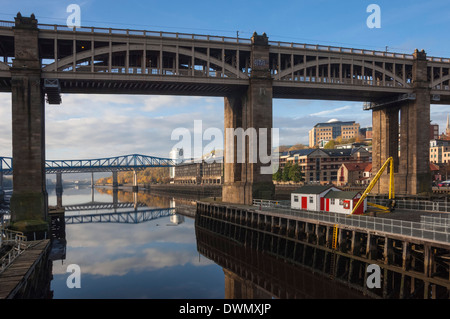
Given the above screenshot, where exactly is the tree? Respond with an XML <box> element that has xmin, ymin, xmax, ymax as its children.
<box><xmin>324</xmin><ymin>140</ymin><xmax>336</xmax><ymax>149</ymax></box>
<box><xmin>282</xmin><ymin>163</ymin><xmax>292</xmax><ymax>182</ymax></box>
<box><xmin>273</xmin><ymin>167</ymin><xmax>282</xmax><ymax>182</ymax></box>
<box><xmin>288</xmin><ymin>164</ymin><xmax>302</xmax><ymax>183</ymax></box>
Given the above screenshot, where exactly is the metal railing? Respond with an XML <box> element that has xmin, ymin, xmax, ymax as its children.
<box><xmin>0</xmin><ymin>227</ymin><xmax>28</xmax><ymax>274</ymax></box>
<box><xmin>1</xmin><ymin>19</ymin><xmax>450</xmax><ymax>63</ymax></box>
<box><xmin>252</xmin><ymin>199</ymin><xmax>450</xmax><ymax>244</ymax></box>
<box><xmin>368</xmin><ymin>197</ymin><xmax>450</xmax><ymax>213</ymax></box>
<box><xmin>421</xmin><ymin>215</ymin><xmax>450</xmax><ymax>226</ymax></box>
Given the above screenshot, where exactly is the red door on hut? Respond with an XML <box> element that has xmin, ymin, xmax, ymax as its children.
<box><xmin>301</xmin><ymin>197</ymin><xmax>308</xmax><ymax>210</ymax></box>
<box><xmin>352</xmin><ymin>198</ymin><xmax>364</xmax><ymax>215</ymax></box>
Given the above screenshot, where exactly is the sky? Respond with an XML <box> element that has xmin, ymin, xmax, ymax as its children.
<box><xmin>0</xmin><ymin>0</ymin><xmax>449</xmax><ymax>160</ymax></box>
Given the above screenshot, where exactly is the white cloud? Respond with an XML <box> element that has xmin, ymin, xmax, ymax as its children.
<box><xmin>309</xmin><ymin>105</ymin><xmax>352</xmax><ymax>117</ymax></box>
<box><xmin>1</xmin><ymin>92</ymin><xmax>448</xmax><ymax>160</ymax></box>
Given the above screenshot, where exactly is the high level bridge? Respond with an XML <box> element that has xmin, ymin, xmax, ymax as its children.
<box><xmin>0</xmin><ymin>13</ymin><xmax>448</xmax><ymax>225</ymax></box>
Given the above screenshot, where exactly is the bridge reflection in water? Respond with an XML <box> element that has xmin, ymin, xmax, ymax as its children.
<box><xmin>48</xmin><ymin>188</ymin><xmax>184</xmax><ymax>263</ymax></box>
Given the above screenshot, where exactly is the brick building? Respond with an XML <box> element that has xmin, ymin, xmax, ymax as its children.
<box><xmin>173</xmin><ymin>159</ymin><xmax>223</xmax><ymax>184</ymax></box>
<box><xmin>336</xmin><ymin>162</ymin><xmax>372</xmax><ymax>186</ymax></box>
<box><xmin>281</xmin><ymin>147</ymin><xmax>371</xmax><ymax>184</ymax></box>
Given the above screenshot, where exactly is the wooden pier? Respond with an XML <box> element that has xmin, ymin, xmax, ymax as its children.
<box><xmin>196</xmin><ymin>201</ymin><xmax>450</xmax><ymax>299</ymax></box>
<box><xmin>0</xmin><ymin>239</ymin><xmax>52</xmax><ymax>299</ymax></box>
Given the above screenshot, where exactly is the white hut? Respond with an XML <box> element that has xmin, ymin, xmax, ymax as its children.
<box><xmin>323</xmin><ymin>190</ymin><xmax>366</xmax><ymax>215</ymax></box>
<box><xmin>291</xmin><ymin>185</ymin><xmax>339</xmax><ymax>211</ymax></box>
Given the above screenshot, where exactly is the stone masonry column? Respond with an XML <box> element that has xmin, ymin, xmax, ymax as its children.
<box><xmin>371</xmin><ymin>106</ymin><xmax>399</xmax><ymax>194</ymax></box>
<box><xmin>222</xmin><ymin>33</ymin><xmax>274</xmax><ymax>205</ymax></box>
<box><xmin>397</xmin><ymin>50</ymin><xmax>431</xmax><ymax>195</ymax></box>
<box><xmin>9</xmin><ymin>13</ymin><xmax>48</xmax><ymax>235</ymax></box>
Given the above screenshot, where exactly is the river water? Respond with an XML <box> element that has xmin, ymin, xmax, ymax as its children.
<box><xmin>47</xmin><ymin>186</ymin><xmax>366</xmax><ymax>299</ymax></box>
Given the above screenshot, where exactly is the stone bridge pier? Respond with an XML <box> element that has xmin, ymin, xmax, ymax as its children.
<box><xmin>9</xmin><ymin>14</ymin><xmax>48</xmax><ymax>235</ymax></box>
<box><xmin>372</xmin><ymin>49</ymin><xmax>431</xmax><ymax>195</ymax></box>
<box><xmin>222</xmin><ymin>33</ymin><xmax>275</xmax><ymax>205</ymax></box>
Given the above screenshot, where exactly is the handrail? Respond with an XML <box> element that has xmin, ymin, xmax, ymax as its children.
<box><xmin>1</xmin><ymin>19</ymin><xmax>450</xmax><ymax>62</ymax></box>
<box><xmin>252</xmin><ymin>199</ymin><xmax>450</xmax><ymax>244</ymax></box>
<box><xmin>0</xmin><ymin>227</ymin><xmax>28</xmax><ymax>274</ymax></box>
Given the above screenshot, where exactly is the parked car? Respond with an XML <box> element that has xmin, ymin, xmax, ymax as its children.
<box><xmin>438</xmin><ymin>180</ymin><xmax>450</xmax><ymax>187</ymax></box>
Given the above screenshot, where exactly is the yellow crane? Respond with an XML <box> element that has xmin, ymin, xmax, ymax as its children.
<box><xmin>351</xmin><ymin>156</ymin><xmax>395</xmax><ymax>215</ymax></box>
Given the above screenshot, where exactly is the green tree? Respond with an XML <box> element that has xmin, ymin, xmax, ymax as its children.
<box><xmin>282</xmin><ymin>163</ymin><xmax>292</xmax><ymax>182</ymax></box>
<box><xmin>273</xmin><ymin>167</ymin><xmax>282</xmax><ymax>182</ymax></box>
<box><xmin>324</xmin><ymin>140</ymin><xmax>336</xmax><ymax>149</ymax></box>
<box><xmin>288</xmin><ymin>164</ymin><xmax>302</xmax><ymax>183</ymax></box>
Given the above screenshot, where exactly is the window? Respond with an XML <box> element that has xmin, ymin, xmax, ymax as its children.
<box><xmin>330</xmin><ymin>199</ymin><xmax>335</xmax><ymax>205</ymax></box>
<box><xmin>294</xmin><ymin>195</ymin><xmax>299</xmax><ymax>202</ymax></box>
<box><xmin>309</xmin><ymin>196</ymin><xmax>314</xmax><ymax>203</ymax></box>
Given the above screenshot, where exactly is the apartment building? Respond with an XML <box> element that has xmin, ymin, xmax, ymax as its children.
<box><xmin>430</xmin><ymin>139</ymin><xmax>450</xmax><ymax>164</ymax></box>
<box><xmin>281</xmin><ymin>147</ymin><xmax>371</xmax><ymax>184</ymax></box>
<box><xmin>308</xmin><ymin>120</ymin><xmax>360</xmax><ymax>147</ymax></box>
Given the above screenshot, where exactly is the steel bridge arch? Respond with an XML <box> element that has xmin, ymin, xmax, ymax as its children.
<box><xmin>432</xmin><ymin>74</ymin><xmax>450</xmax><ymax>90</ymax></box>
<box><xmin>277</xmin><ymin>58</ymin><xmax>410</xmax><ymax>88</ymax></box>
<box><xmin>42</xmin><ymin>43</ymin><xmax>249</xmax><ymax>79</ymax></box>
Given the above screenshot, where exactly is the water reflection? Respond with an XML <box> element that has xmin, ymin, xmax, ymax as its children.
<box><xmin>196</xmin><ymin>225</ymin><xmax>368</xmax><ymax>299</ymax></box>
<box><xmin>49</xmin><ymin>186</ymin><xmax>224</xmax><ymax>299</ymax></box>
<box><xmin>47</xmin><ymin>186</ymin><xmax>370</xmax><ymax>299</ymax></box>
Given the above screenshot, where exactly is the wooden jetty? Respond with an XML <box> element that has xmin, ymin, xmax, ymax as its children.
<box><xmin>0</xmin><ymin>239</ymin><xmax>51</xmax><ymax>299</ymax></box>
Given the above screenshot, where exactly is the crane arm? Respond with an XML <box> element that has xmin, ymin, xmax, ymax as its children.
<box><xmin>351</xmin><ymin>157</ymin><xmax>394</xmax><ymax>215</ymax></box>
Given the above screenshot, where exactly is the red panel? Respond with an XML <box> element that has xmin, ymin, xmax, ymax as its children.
<box><xmin>353</xmin><ymin>198</ymin><xmax>364</xmax><ymax>215</ymax></box>
<box><xmin>326</xmin><ymin>198</ymin><xmax>330</xmax><ymax>212</ymax></box>
<box><xmin>301</xmin><ymin>197</ymin><xmax>307</xmax><ymax>210</ymax></box>
<box><xmin>320</xmin><ymin>197</ymin><xmax>324</xmax><ymax>211</ymax></box>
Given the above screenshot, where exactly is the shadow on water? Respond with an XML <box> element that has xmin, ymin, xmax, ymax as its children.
<box><xmin>195</xmin><ymin>222</ymin><xmax>370</xmax><ymax>299</ymax></box>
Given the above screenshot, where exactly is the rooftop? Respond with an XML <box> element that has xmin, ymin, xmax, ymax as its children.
<box><xmin>324</xmin><ymin>190</ymin><xmax>361</xmax><ymax>199</ymax></box>
<box><xmin>342</xmin><ymin>162</ymin><xmax>371</xmax><ymax>171</ymax></box>
<box><xmin>314</xmin><ymin>121</ymin><xmax>356</xmax><ymax>128</ymax></box>
<box><xmin>293</xmin><ymin>185</ymin><xmax>334</xmax><ymax>194</ymax></box>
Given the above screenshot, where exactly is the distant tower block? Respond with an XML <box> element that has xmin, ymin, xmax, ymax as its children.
<box><xmin>170</xmin><ymin>148</ymin><xmax>184</xmax><ymax>180</ymax></box>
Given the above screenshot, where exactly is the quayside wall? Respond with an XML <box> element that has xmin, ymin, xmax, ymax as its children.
<box><xmin>196</xmin><ymin>202</ymin><xmax>450</xmax><ymax>299</ymax></box>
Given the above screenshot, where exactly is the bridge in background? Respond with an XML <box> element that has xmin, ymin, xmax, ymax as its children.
<box><xmin>64</xmin><ymin>207</ymin><xmax>176</xmax><ymax>224</ymax></box>
<box><xmin>0</xmin><ymin>154</ymin><xmax>174</xmax><ymax>175</ymax></box>
<box><xmin>1</xmin><ymin>13</ymin><xmax>448</xmax><ymax>227</ymax></box>
<box><xmin>0</xmin><ymin>154</ymin><xmax>175</xmax><ymax>196</ymax></box>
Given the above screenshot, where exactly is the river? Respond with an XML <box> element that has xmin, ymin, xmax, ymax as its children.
<box><xmin>47</xmin><ymin>185</ymin><xmax>367</xmax><ymax>299</ymax></box>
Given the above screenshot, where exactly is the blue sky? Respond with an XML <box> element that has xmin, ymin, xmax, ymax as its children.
<box><xmin>0</xmin><ymin>0</ymin><xmax>449</xmax><ymax>159</ymax></box>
